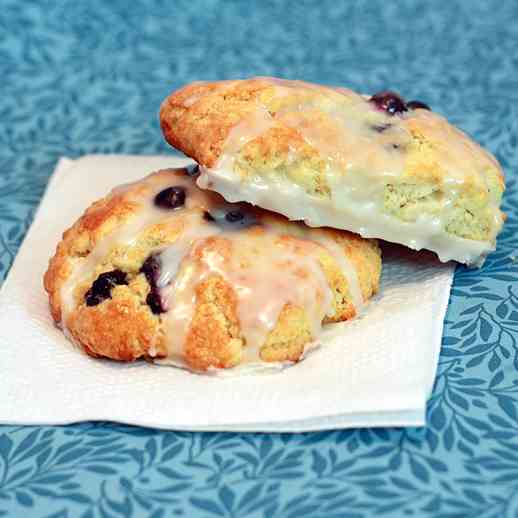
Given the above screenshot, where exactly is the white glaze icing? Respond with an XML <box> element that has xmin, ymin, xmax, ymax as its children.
<box><xmin>195</xmin><ymin>77</ymin><xmax>504</xmax><ymax>265</ymax></box>
<box><xmin>160</xmin><ymin>230</ymin><xmax>334</xmax><ymax>364</ymax></box>
<box><xmin>198</xmin><ymin>165</ymin><xmax>493</xmax><ymax>265</ymax></box>
<box><xmin>59</xmin><ymin>168</ymin><xmax>363</xmax><ymax>367</ymax></box>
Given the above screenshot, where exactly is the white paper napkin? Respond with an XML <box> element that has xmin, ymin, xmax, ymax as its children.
<box><xmin>0</xmin><ymin>155</ymin><xmax>454</xmax><ymax>432</ymax></box>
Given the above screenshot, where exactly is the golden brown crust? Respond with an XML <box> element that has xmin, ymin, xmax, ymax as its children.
<box><xmin>67</xmin><ymin>286</ymin><xmax>166</xmax><ymax>362</ymax></box>
<box><xmin>43</xmin><ymin>193</ymin><xmax>139</xmax><ymax>323</ymax></box>
<box><xmin>160</xmin><ymin>78</ymin><xmax>504</xmax><ymax>189</ymax></box>
<box><xmin>260</xmin><ymin>304</ymin><xmax>312</xmax><ymax>362</ymax></box>
<box><xmin>185</xmin><ymin>275</ymin><xmax>243</xmax><ymax>370</ymax></box>
<box><xmin>160</xmin><ymin>79</ymin><xmax>280</xmax><ymax>168</ymax></box>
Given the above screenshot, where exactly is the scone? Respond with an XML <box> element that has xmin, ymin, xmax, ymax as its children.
<box><xmin>160</xmin><ymin>77</ymin><xmax>505</xmax><ymax>265</ymax></box>
<box><xmin>44</xmin><ymin>166</ymin><xmax>381</xmax><ymax>372</ymax></box>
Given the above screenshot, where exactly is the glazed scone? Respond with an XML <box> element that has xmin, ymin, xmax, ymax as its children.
<box><xmin>44</xmin><ymin>166</ymin><xmax>381</xmax><ymax>372</ymax></box>
<box><xmin>160</xmin><ymin>77</ymin><xmax>505</xmax><ymax>265</ymax></box>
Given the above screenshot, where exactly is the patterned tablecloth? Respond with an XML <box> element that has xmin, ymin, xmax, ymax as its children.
<box><xmin>1</xmin><ymin>1</ymin><xmax>517</xmax><ymax>516</ymax></box>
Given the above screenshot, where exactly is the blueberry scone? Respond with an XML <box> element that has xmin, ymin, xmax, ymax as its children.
<box><xmin>160</xmin><ymin>77</ymin><xmax>505</xmax><ymax>265</ymax></box>
<box><xmin>44</xmin><ymin>167</ymin><xmax>381</xmax><ymax>372</ymax></box>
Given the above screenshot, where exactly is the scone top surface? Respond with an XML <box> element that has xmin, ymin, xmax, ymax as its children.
<box><xmin>160</xmin><ymin>77</ymin><xmax>505</xmax><ymax>265</ymax></box>
<box><xmin>44</xmin><ymin>167</ymin><xmax>381</xmax><ymax>372</ymax></box>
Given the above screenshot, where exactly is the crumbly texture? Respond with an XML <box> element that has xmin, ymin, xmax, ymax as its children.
<box><xmin>44</xmin><ymin>168</ymin><xmax>381</xmax><ymax>372</ymax></box>
<box><xmin>160</xmin><ymin>78</ymin><xmax>505</xmax><ymax>244</ymax></box>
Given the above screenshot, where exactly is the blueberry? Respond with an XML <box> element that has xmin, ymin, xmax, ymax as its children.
<box><xmin>185</xmin><ymin>164</ymin><xmax>200</xmax><ymax>177</ymax></box>
<box><xmin>100</xmin><ymin>269</ymin><xmax>126</xmax><ymax>285</ymax></box>
<box><xmin>146</xmin><ymin>289</ymin><xmax>166</xmax><ymax>314</ymax></box>
<box><xmin>407</xmin><ymin>100</ymin><xmax>431</xmax><ymax>111</ymax></box>
<box><xmin>225</xmin><ymin>210</ymin><xmax>244</xmax><ymax>223</ymax></box>
<box><xmin>370</xmin><ymin>91</ymin><xmax>407</xmax><ymax>115</ymax></box>
<box><xmin>85</xmin><ymin>269</ymin><xmax>127</xmax><ymax>306</ymax></box>
<box><xmin>85</xmin><ymin>293</ymin><xmax>104</xmax><ymax>307</ymax></box>
<box><xmin>140</xmin><ymin>255</ymin><xmax>168</xmax><ymax>313</ymax></box>
<box><xmin>140</xmin><ymin>254</ymin><xmax>161</xmax><ymax>287</ymax></box>
<box><xmin>206</xmin><ymin>205</ymin><xmax>257</xmax><ymax>229</ymax></box>
<box><xmin>154</xmin><ymin>186</ymin><xmax>186</xmax><ymax>209</ymax></box>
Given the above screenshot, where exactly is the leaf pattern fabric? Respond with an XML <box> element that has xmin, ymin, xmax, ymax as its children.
<box><xmin>1</xmin><ymin>1</ymin><xmax>517</xmax><ymax>516</ymax></box>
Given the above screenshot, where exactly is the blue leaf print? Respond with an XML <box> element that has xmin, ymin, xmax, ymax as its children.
<box><xmin>348</xmin><ymin>467</ymin><xmax>386</xmax><ymax>477</ymax></box>
<box><xmin>496</xmin><ymin>302</ymin><xmax>509</xmax><ymax>319</ymax></box>
<box><xmin>426</xmin><ymin>429</ymin><xmax>439</xmax><ymax>453</ymax></box>
<box><xmin>409</xmin><ymin>458</ymin><xmax>430</xmax><ymax>483</ymax></box>
<box><xmin>310</xmin><ymin>450</ymin><xmax>327</xmax><ymax>477</ymax></box>
<box><xmin>366</xmin><ymin>446</ymin><xmax>393</xmax><ymax>458</ymax></box>
<box><xmin>496</xmin><ymin>396</ymin><xmax>517</xmax><ymax>421</ymax></box>
<box><xmin>449</xmin><ymin>391</ymin><xmax>469</xmax><ymax>411</ymax></box>
<box><xmin>421</xmin><ymin>496</ymin><xmax>441</xmax><ymax>513</ymax></box>
<box><xmin>15</xmin><ymin>491</ymin><xmax>33</xmax><ymax>507</ymax></box>
<box><xmin>237</xmin><ymin>483</ymin><xmax>262</xmax><ymax>512</ymax></box>
<box><xmin>190</xmin><ymin>497</ymin><xmax>224</xmax><ymax>516</ymax></box>
<box><xmin>460</xmin><ymin>304</ymin><xmax>485</xmax><ymax>315</ymax></box>
<box><xmin>488</xmin><ymin>352</ymin><xmax>501</xmax><ymax>372</ymax></box>
<box><xmin>0</xmin><ymin>435</ymin><xmax>13</xmax><ymax>464</ymax></box>
<box><xmin>218</xmin><ymin>485</ymin><xmax>235</xmax><ymax>513</ymax></box>
<box><xmin>461</xmin><ymin>323</ymin><xmax>477</xmax><ymax>336</ymax></box>
<box><xmin>11</xmin><ymin>430</ymin><xmax>39</xmax><ymax>460</ymax></box>
<box><xmin>259</xmin><ymin>436</ymin><xmax>273</xmax><ymax>459</ymax></box>
<box><xmin>145</xmin><ymin>438</ymin><xmax>157</xmax><ymax>464</ymax></box>
<box><xmin>431</xmin><ymin>406</ymin><xmax>447</xmax><ymax>430</ymax></box>
<box><xmin>61</xmin><ymin>494</ymin><xmax>92</xmax><ymax>505</ymax></box>
<box><xmin>85</xmin><ymin>466</ymin><xmax>117</xmax><ymax>475</ymax></box>
<box><xmin>462</xmin><ymin>334</ymin><xmax>478</xmax><ymax>348</ymax></box>
<box><xmin>8</xmin><ymin>467</ymin><xmax>32</xmax><ymax>484</ymax></box>
<box><xmin>456</xmin><ymin>421</ymin><xmax>478</xmax><ymax>445</ymax></box>
<box><xmin>425</xmin><ymin>457</ymin><xmax>448</xmax><ymax>473</ymax></box>
<box><xmin>444</xmin><ymin>424</ymin><xmax>455</xmax><ymax>451</ymax></box>
<box><xmin>489</xmin><ymin>371</ymin><xmax>505</xmax><ymax>388</ymax></box>
<box><xmin>347</xmin><ymin>436</ymin><xmax>359</xmax><ymax>453</ymax></box>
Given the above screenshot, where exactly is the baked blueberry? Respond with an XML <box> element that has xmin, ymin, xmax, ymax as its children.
<box><xmin>84</xmin><ymin>292</ymin><xmax>104</xmax><ymax>307</ymax></box>
<box><xmin>140</xmin><ymin>254</ymin><xmax>161</xmax><ymax>287</ymax></box>
<box><xmin>140</xmin><ymin>254</ymin><xmax>161</xmax><ymax>286</ymax></box>
<box><xmin>140</xmin><ymin>255</ymin><xmax>167</xmax><ymax>313</ymax></box>
<box><xmin>146</xmin><ymin>289</ymin><xmax>166</xmax><ymax>314</ymax></box>
<box><xmin>85</xmin><ymin>269</ymin><xmax>127</xmax><ymax>306</ymax></box>
<box><xmin>205</xmin><ymin>205</ymin><xmax>256</xmax><ymax>229</ymax></box>
<box><xmin>185</xmin><ymin>164</ymin><xmax>200</xmax><ymax>177</ymax></box>
<box><xmin>225</xmin><ymin>210</ymin><xmax>244</xmax><ymax>223</ymax></box>
<box><xmin>370</xmin><ymin>91</ymin><xmax>407</xmax><ymax>115</ymax></box>
<box><xmin>407</xmin><ymin>100</ymin><xmax>431</xmax><ymax>111</ymax></box>
<box><xmin>154</xmin><ymin>186</ymin><xmax>186</xmax><ymax>209</ymax></box>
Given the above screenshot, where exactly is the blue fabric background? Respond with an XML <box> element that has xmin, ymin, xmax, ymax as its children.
<box><xmin>1</xmin><ymin>1</ymin><xmax>518</xmax><ymax>516</ymax></box>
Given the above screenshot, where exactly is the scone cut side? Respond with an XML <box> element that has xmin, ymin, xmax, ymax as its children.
<box><xmin>44</xmin><ymin>167</ymin><xmax>381</xmax><ymax>372</ymax></box>
<box><xmin>160</xmin><ymin>77</ymin><xmax>505</xmax><ymax>265</ymax></box>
